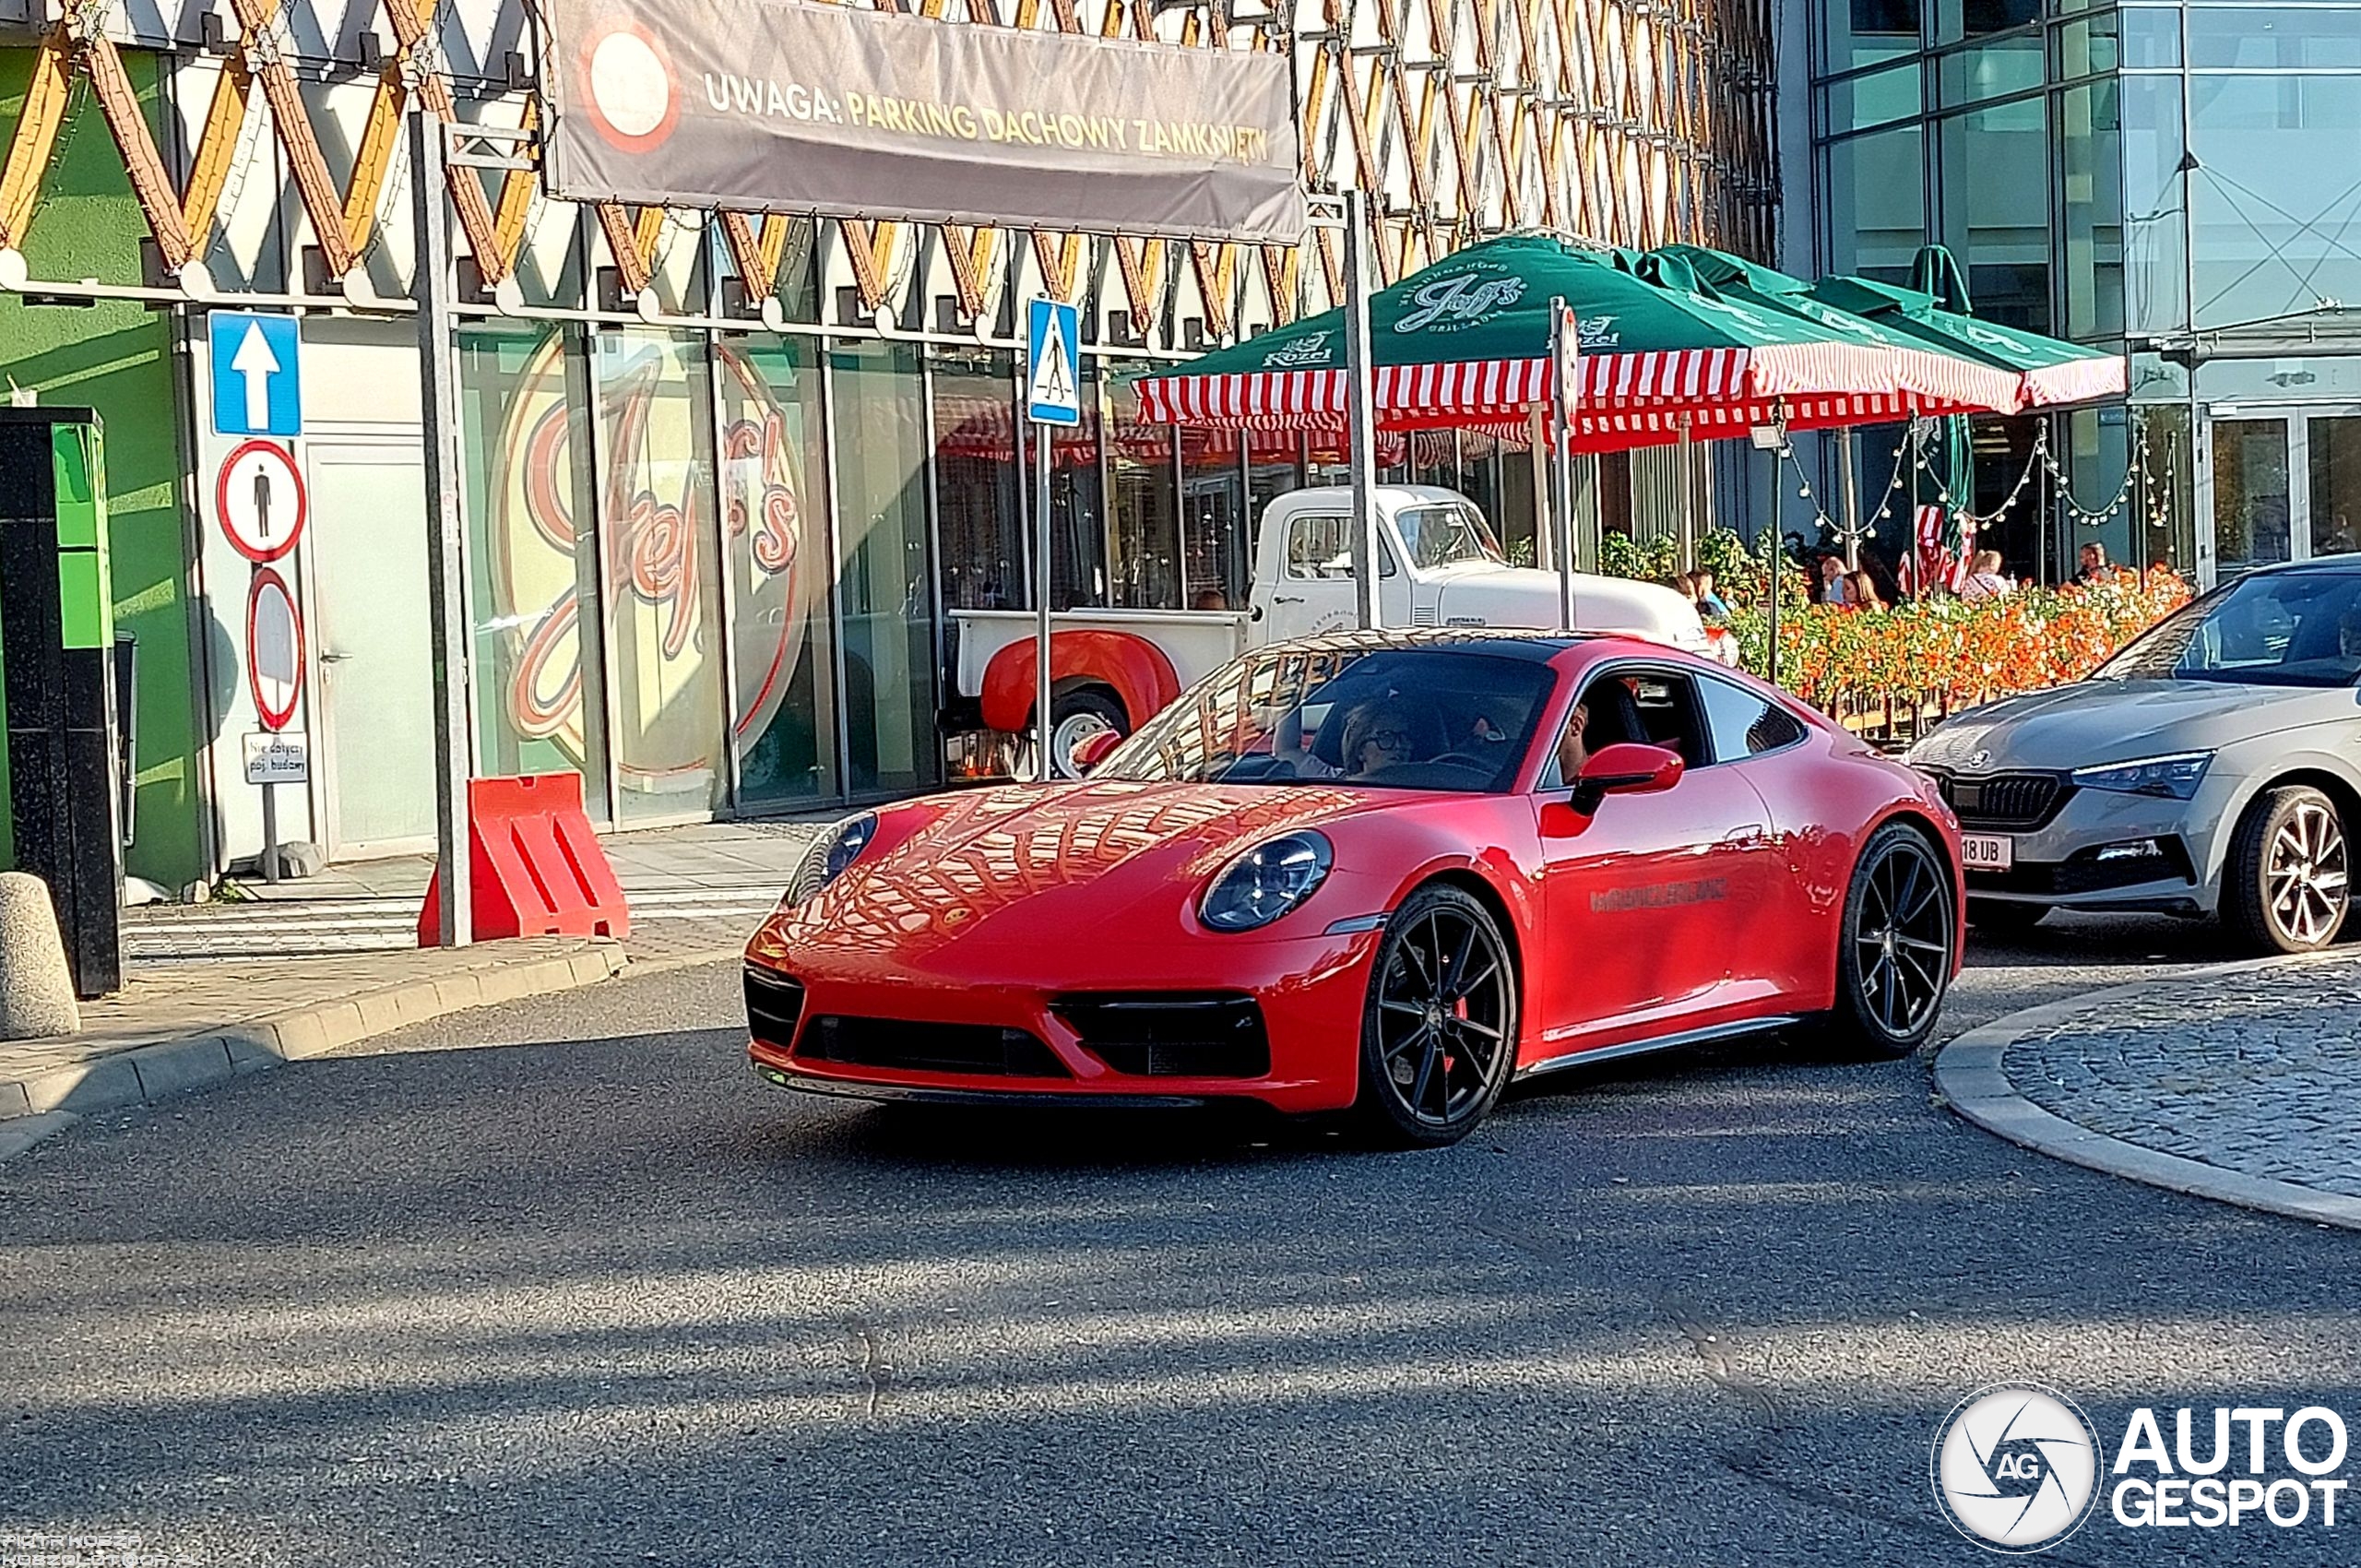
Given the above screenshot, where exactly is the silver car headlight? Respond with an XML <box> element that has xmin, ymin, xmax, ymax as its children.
<box><xmin>781</xmin><ymin>813</ymin><xmax>877</xmax><ymax>908</ymax></box>
<box><xmin>1200</xmin><ymin>831</ymin><xmax>1333</xmax><ymax>932</ymax></box>
<box><xmin>2070</xmin><ymin>752</ymin><xmax>2213</xmax><ymax>801</ymax></box>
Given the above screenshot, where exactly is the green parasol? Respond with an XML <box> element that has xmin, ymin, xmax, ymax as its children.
<box><xmin>1132</xmin><ymin>232</ymin><xmax>2017</xmax><ymax>452</ymax></box>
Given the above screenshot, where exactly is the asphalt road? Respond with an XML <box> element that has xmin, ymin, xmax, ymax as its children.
<box><xmin>2</xmin><ymin>914</ymin><xmax>2354</xmax><ymax>1567</ymax></box>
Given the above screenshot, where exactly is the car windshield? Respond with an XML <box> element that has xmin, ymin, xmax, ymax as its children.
<box><xmin>1395</xmin><ymin>504</ymin><xmax>1504</xmax><ymax>569</ymax></box>
<box><xmin>2094</xmin><ymin>570</ymin><xmax>2361</xmax><ymax>688</ymax></box>
<box><xmin>1096</xmin><ymin>645</ymin><xmax>1558</xmax><ymax>792</ymax></box>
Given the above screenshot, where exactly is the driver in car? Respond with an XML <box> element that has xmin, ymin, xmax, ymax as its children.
<box><xmin>1554</xmin><ymin>698</ymin><xmax>1592</xmax><ymax>784</ymax></box>
<box><xmin>1340</xmin><ymin>699</ymin><xmax>1426</xmax><ymax>780</ymax></box>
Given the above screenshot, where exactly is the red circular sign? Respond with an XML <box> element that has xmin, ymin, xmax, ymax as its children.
<box><xmin>216</xmin><ymin>439</ymin><xmax>306</xmax><ymax>564</ymax></box>
<box><xmin>580</xmin><ymin>20</ymin><xmax>680</xmax><ymax>154</ymax></box>
<box><xmin>246</xmin><ymin>566</ymin><xmax>305</xmax><ymax>732</ymax></box>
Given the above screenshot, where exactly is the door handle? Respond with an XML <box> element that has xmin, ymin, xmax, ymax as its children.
<box><xmin>320</xmin><ymin>650</ymin><xmax>352</xmax><ymax>664</ymax></box>
<box><xmin>1273</xmin><ymin>594</ymin><xmax>1305</xmax><ymax>605</ymax></box>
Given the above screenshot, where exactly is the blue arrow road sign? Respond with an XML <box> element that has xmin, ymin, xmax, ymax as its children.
<box><xmin>1026</xmin><ymin>297</ymin><xmax>1081</xmax><ymax>427</ymax></box>
<box><xmin>209</xmin><ymin>312</ymin><xmax>303</xmax><ymax>437</ymax></box>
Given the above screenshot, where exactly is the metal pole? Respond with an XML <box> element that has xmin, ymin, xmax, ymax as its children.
<box><xmin>409</xmin><ymin>111</ymin><xmax>471</xmax><ymax>947</ymax></box>
<box><xmin>1527</xmin><ymin>403</ymin><xmax>1551</xmax><ymax>570</ymax></box>
<box><xmin>1341</xmin><ymin>188</ymin><xmax>1381</xmax><ymax>629</ymax></box>
<box><xmin>1549</xmin><ymin>297</ymin><xmax>1576</xmax><ymax>632</ymax></box>
<box><xmin>259</xmin><ymin>781</ymin><xmax>279</xmax><ymax>885</ymax></box>
<box><xmin>1677</xmin><ymin>415</ymin><xmax>1696</xmax><ymax>571</ymax></box>
<box><xmin>1838</xmin><ymin>427</ymin><xmax>1861</xmax><ymax>571</ymax></box>
<box><xmin>1033</xmin><ymin>416</ymin><xmax>1053</xmax><ymax>782</ymax></box>
<box><xmin>1766</xmin><ymin>440</ymin><xmax>1782</xmax><ymax>690</ymax></box>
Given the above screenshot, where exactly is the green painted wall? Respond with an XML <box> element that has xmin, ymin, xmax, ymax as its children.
<box><xmin>0</xmin><ymin>46</ymin><xmax>204</xmax><ymax>890</ymax></box>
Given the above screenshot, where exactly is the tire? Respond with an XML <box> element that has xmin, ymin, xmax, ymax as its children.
<box><xmin>2223</xmin><ymin>784</ymin><xmax>2351</xmax><ymax>955</ymax></box>
<box><xmin>1047</xmin><ymin>690</ymin><xmax>1129</xmax><ymax>779</ymax></box>
<box><xmin>1349</xmin><ymin>885</ymin><xmax>1519</xmax><ymax>1149</ymax></box>
<box><xmin>1966</xmin><ymin>898</ymin><xmax>2048</xmax><ymax>941</ymax></box>
<box><xmin>1824</xmin><ymin>823</ymin><xmax>1957</xmax><ymax>1060</ymax></box>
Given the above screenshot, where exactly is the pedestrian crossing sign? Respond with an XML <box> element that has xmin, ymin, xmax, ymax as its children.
<box><xmin>1026</xmin><ymin>296</ymin><xmax>1082</xmax><ymax>426</ymax></box>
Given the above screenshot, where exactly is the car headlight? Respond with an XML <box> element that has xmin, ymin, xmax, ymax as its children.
<box><xmin>781</xmin><ymin>813</ymin><xmax>877</xmax><ymax>908</ymax></box>
<box><xmin>1200</xmin><ymin>831</ymin><xmax>1333</xmax><ymax>932</ymax></box>
<box><xmin>2069</xmin><ymin>752</ymin><xmax>2213</xmax><ymax>800</ymax></box>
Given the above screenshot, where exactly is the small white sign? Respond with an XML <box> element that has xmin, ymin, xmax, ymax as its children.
<box><xmin>243</xmin><ymin>731</ymin><xmax>310</xmax><ymax>786</ymax></box>
<box><xmin>1960</xmin><ymin>834</ymin><xmax>2014</xmax><ymax>872</ymax></box>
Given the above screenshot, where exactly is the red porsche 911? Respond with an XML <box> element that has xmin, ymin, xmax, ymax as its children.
<box><xmin>744</xmin><ymin>631</ymin><xmax>1964</xmax><ymax>1148</ymax></box>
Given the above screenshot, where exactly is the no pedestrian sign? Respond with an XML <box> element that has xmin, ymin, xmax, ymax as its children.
<box><xmin>216</xmin><ymin>440</ymin><xmax>307</xmax><ymax>564</ymax></box>
<box><xmin>1027</xmin><ymin>297</ymin><xmax>1081</xmax><ymax>427</ymax></box>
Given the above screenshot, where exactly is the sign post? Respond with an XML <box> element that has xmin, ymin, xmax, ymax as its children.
<box><xmin>1026</xmin><ymin>296</ymin><xmax>1082</xmax><ymax>782</ymax></box>
<box><xmin>1342</xmin><ymin>190</ymin><xmax>1381</xmax><ymax>631</ymax></box>
<box><xmin>411</xmin><ymin>113</ymin><xmax>472</xmax><ymax>947</ymax></box>
<box><xmin>1548</xmin><ymin>296</ymin><xmax>1580</xmax><ymax>633</ymax></box>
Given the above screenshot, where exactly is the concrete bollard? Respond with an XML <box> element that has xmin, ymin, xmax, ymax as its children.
<box><xmin>0</xmin><ymin>871</ymin><xmax>80</xmax><ymax>1040</ymax></box>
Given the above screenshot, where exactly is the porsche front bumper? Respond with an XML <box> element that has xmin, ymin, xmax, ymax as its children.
<box><xmin>742</xmin><ymin>924</ymin><xmax>1388</xmax><ymax>1116</ymax></box>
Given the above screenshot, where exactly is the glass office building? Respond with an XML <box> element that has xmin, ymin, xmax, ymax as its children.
<box><xmin>1812</xmin><ymin>0</ymin><xmax>2361</xmax><ymax>588</ymax></box>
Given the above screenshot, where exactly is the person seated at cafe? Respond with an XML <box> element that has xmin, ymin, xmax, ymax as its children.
<box><xmin>1192</xmin><ymin>587</ymin><xmax>1229</xmax><ymax>611</ymax></box>
<box><xmin>1958</xmin><ymin>549</ymin><xmax>2014</xmax><ymax>601</ymax></box>
<box><xmin>1840</xmin><ymin>570</ymin><xmax>1886</xmax><ymax>612</ymax></box>
<box><xmin>1691</xmin><ymin>568</ymin><xmax>1730</xmax><ymax>619</ymax></box>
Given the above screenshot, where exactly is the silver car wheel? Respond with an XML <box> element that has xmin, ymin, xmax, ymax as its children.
<box><xmin>2267</xmin><ymin>800</ymin><xmax>2349</xmax><ymax>947</ymax></box>
<box><xmin>1050</xmin><ymin>710</ymin><xmax>1118</xmax><ymax>778</ymax></box>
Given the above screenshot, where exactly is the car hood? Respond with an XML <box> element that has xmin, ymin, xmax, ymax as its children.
<box><xmin>1910</xmin><ymin>678</ymin><xmax>2358</xmax><ymax>772</ymax></box>
<box><xmin>770</xmin><ymin>779</ymin><xmax>1402</xmax><ymax>967</ymax></box>
<box><xmin>1437</xmin><ymin>567</ymin><xmax>1710</xmax><ymax>649</ymax></box>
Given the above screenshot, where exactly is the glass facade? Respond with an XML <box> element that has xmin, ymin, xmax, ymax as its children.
<box><xmin>445</xmin><ymin>312</ymin><xmax>1326</xmax><ymax>818</ymax></box>
<box><xmin>1817</xmin><ymin>0</ymin><xmax>2361</xmax><ymax>587</ymax></box>
<box><xmin>594</xmin><ymin>327</ymin><xmax>729</xmax><ymax>824</ymax></box>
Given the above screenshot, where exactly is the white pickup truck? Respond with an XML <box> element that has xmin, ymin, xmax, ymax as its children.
<box><xmin>946</xmin><ymin>485</ymin><xmax>1726</xmax><ymax>775</ymax></box>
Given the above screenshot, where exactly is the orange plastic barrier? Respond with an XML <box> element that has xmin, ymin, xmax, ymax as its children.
<box><xmin>416</xmin><ymin>774</ymin><xmax>631</xmax><ymax>945</ymax></box>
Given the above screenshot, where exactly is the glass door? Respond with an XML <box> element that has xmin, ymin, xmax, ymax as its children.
<box><xmin>2306</xmin><ymin>412</ymin><xmax>2361</xmax><ymax>561</ymax></box>
<box><xmin>2210</xmin><ymin>416</ymin><xmax>2293</xmax><ymax>581</ymax></box>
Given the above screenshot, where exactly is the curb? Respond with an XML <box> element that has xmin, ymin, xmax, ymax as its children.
<box><xmin>0</xmin><ymin>940</ymin><xmax>631</xmax><ymax>1160</ymax></box>
<box><xmin>1932</xmin><ymin>949</ymin><xmax>2361</xmax><ymax>1233</ymax></box>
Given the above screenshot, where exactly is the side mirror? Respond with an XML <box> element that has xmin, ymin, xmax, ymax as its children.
<box><xmin>1581</xmin><ymin>742</ymin><xmax>1685</xmax><ymax>796</ymax></box>
<box><xmin>1541</xmin><ymin>742</ymin><xmax>1685</xmax><ymax>835</ymax></box>
<box><xmin>1071</xmin><ymin>730</ymin><xmax>1123</xmax><ymax>774</ymax></box>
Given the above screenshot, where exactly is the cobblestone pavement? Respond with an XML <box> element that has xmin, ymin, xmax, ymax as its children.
<box><xmin>1995</xmin><ymin>947</ymin><xmax>2361</xmax><ymax>1201</ymax></box>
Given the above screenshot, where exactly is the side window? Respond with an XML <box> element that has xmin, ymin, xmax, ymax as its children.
<box><xmin>1281</xmin><ymin>515</ymin><xmax>1399</xmax><ymax>580</ymax></box>
<box><xmin>1544</xmin><ymin>667</ymin><xmax>1707</xmax><ymax>788</ymax></box>
<box><xmin>1699</xmin><ymin>676</ymin><xmax>1808</xmax><ymax>763</ymax></box>
<box><xmin>1285</xmin><ymin>515</ymin><xmax>1352</xmax><ymax>580</ymax></box>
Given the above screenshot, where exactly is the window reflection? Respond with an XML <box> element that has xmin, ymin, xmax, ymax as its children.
<box><xmin>931</xmin><ymin>348</ymin><xmax>1026</xmax><ymax>611</ymax></box>
<box><xmin>830</xmin><ymin>339</ymin><xmax>937</xmax><ymax>795</ymax></box>
<box><xmin>457</xmin><ymin>321</ymin><xmax>611</xmax><ymax>821</ymax></box>
<box><xmin>1106</xmin><ymin>360</ymin><xmax>1182</xmax><ymax>609</ymax></box>
<box><xmin>595</xmin><ymin>328</ymin><xmax>728</xmax><ymax>822</ymax></box>
<box><xmin>720</xmin><ymin>335</ymin><xmax>837</xmax><ymax>808</ymax></box>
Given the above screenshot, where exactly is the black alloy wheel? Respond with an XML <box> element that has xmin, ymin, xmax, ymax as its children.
<box><xmin>1351</xmin><ymin>884</ymin><xmax>1518</xmax><ymax>1148</ymax></box>
<box><xmin>1828</xmin><ymin>823</ymin><xmax>1955</xmax><ymax>1060</ymax></box>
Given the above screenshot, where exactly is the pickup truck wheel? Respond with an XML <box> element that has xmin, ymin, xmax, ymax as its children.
<box><xmin>1048</xmin><ymin>691</ymin><xmax>1129</xmax><ymax>779</ymax></box>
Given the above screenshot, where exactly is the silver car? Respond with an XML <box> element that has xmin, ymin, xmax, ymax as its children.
<box><xmin>1907</xmin><ymin>559</ymin><xmax>2361</xmax><ymax>954</ymax></box>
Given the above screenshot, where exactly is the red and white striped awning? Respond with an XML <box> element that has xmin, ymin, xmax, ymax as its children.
<box><xmin>1134</xmin><ymin>342</ymin><xmax>2024</xmax><ymax>450</ymax></box>
<box><xmin>2023</xmin><ymin>354</ymin><xmax>2130</xmax><ymax>408</ymax></box>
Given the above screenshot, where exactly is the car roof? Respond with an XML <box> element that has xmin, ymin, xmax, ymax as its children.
<box><xmin>1254</xmin><ymin>627</ymin><xmax>1594</xmax><ymax>663</ymax></box>
<box><xmin>2238</xmin><ymin>555</ymin><xmax>2361</xmax><ymax>578</ymax></box>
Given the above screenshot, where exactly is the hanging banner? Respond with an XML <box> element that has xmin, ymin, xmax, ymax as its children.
<box><xmin>541</xmin><ymin>0</ymin><xmax>1305</xmax><ymax>244</ymax></box>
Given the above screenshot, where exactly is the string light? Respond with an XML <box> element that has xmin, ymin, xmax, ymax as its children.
<box><xmin>1774</xmin><ymin>411</ymin><xmax>2161</xmax><ymax>552</ymax></box>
